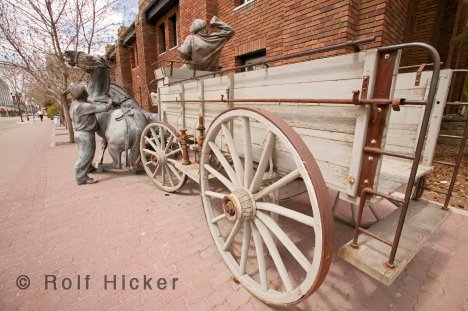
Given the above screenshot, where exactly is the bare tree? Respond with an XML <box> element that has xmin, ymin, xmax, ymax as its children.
<box><xmin>0</xmin><ymin>0</ymin><xmax>118</xmax><ymax>142</ymax></box>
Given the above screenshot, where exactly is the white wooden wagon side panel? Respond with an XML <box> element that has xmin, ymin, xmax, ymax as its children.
<box><xmin>376</xmin><ymin>69</ymin><xmax>452</xmax><ymax>195</ymax></box>
<box><xmin>387</xmin><ymin>69</ymin><xmax>452</xmax><ymax>163</ymax></box>
<box><xmin>154</xmin><ymin>50</ymin><xmax>383</xmax><ymax>197</ymax></box>
<box><xmin>231</xmin><ymin>51</ymin><xmax>378</xmax><ymax>196</ymax></box>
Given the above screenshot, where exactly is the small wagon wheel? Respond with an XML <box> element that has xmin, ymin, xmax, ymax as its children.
<box><xmin>200</xmin><ymin>108</ymin><xmax>333</xmax><ymax>306</ymax></box>
<box><xmin>140</xmin><ymin>121</ymin><xmax>188</xmax><ymax>192</ymax></box>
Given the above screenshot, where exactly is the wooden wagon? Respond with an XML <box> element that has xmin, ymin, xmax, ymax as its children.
<box><xmin>140</xmin><ymin>38</ymin><xmax>453</xmax><ymax>306</ymax></box>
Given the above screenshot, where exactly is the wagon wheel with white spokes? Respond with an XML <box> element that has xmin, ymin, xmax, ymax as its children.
<box><xmin>200</xmin><ymin>108</ymin><xmax>334</xmax><ymax>306</ymax></box>
<box><xmin>140</xmin><ymin>121</ymin><xmax>187</xmax><ymax>192</ymax></box>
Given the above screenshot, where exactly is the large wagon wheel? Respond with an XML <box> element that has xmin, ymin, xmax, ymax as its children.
<box><xmin>200</xmin><ymin>108</ymin><xmax>334</xmax><ymax>306</ymax></box>
<box><xmin>140</xmin><ymin>121</ymin><xmax>187</xmax><ymax>192</ymax></box>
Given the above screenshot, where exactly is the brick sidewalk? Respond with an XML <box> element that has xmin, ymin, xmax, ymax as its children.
<box><xmin>0</xmin><ymin>121</ymin><xmax>466</xmax><ymax>310</ymax></box>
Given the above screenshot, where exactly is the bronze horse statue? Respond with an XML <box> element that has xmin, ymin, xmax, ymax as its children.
<box><xmin>64</xmin><ymin>50</ymin><xmax>158</xmax><ymax>172</ymax></box>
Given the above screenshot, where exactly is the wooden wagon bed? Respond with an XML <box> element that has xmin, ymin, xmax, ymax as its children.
<box><xmin>143</xmin><ymin>41</ymin><xmax>451</xmax><ymax>305</ymax></box>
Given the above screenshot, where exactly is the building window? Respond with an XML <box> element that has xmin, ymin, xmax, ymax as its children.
<box><xmin>169</xmin><ymin>15</ymin><xmax>178</xmax><ymax>48</ymax></box>
<box><xmin>236</xmin><ymin>0</ymin><xmax>255</xmax><ymax>8</ymax></box>
<box><xmin>237</xmin><ymin>49</ymin><xmax>266</xmax><ymax>72</ymax></box>
<box><xmin>158</xmin><ymin>23</ymin><xmax>166</xmax><ymax>54</ymax></box>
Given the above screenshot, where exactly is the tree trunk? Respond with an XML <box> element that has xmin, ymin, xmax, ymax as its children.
<box><xmin>60</xmin><ymin>94</ymin><xmax>75</xmax><ymax>143</ymax></box>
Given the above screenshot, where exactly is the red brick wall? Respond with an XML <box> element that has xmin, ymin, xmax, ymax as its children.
<box><xmin>409</xmin><ymin>0</ymin><xmax>445</xmax><ymax>65</ymax></box>
<box><xmin>114</xmin><ymin>41</ymin><xmax>133</xmax><ymax>94</ymax></box>
<box><xmin>213</xmin><ymin>0</ymin><xmax>381</xmax><ymax>68</ymax></box>
<box><xmin>123</xmin><ymin>2</ymin><xmax>181</xmax><ymax>111</ymax></box>
<box><xmin>152</xmin><ymin>6</ymin><xmax>181</xmax><ymax>71</ymax></box>
<box><xmin>111</xmin><ymin>0</ymin><xmax>467</xmax><ymax>108</ymax></box>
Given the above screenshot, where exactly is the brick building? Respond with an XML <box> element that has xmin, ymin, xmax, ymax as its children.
<box><xmin>105</xmin><ymin>0</ymin><xmax>468</xmax><ymax>112</ymax></box>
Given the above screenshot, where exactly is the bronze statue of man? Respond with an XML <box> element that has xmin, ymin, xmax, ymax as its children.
<box><xmin>69</xmin><ymin>84</ymin><xmax>113</xmax><ymax>185</ymax></box>
<box><xmin>178</xmin><ymin>16</ymin><xmax>235</xmax><ymax>71</ymax></box>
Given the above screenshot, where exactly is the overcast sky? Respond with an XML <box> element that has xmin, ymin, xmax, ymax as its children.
<box><xmin>115</xmin><ymin>0</ymin><xmax>139</xmax><ymax>28</ymax></box>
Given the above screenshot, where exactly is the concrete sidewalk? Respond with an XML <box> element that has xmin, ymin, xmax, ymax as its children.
<box><xmin>0</xmin><ymin>120</ymin><xmax>466</xmax><ymax>310</ymax></box>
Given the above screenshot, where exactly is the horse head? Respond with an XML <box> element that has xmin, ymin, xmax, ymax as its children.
<box><xmin>64</xmin><ymin>50</ymin><xmax>107</xmax><ymax>70</ymax></box>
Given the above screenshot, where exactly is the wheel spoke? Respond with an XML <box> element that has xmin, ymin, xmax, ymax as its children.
<box><xmin>144</xmin><ymin>136</ymin><xmax>159</xmax><ymax>151</ymax></box>
<box><xmin>243</xmin><ymin>117</ymin><xmax>253</xmax><ymax>188</ymax></box>
<box><xmin>250</xmin><ymin>222</ymin><xmax>268</xmax><ymax>291</ymax></box>
<box><xmin>211</xmin><ymin>214</ymin><xmax>226</xmax><ymax>224</ymax></box>
<box><xmin>223</xmin><ymin>220</ymin><xmax>242</xmax><ymax>251</ymax></box>
<box><xmin>161</xmin><ymin>165</ymin><xmax>166</xmax><ymax>185</ymax></box>
<box><xmin>203</xmin><ymin>164</ymin><xmax>235</xmax><ymax>192</ymax></box>
<box><xmin>143</xmin><ymin>148</ymin><xmax>158</xmax><ymax>156</ymax></box>
<box><xmin>152</xmin><ymin>163</ymin><xmax>160</xmax><ymax>178</ymax></box>
<box><xmin>256</xmin><ymin>202</ymin><xmax>317</xmax><ymax>227</ymax></box>
<box><xmin>208</xmin><ymin>141</ymin><xmax>239</xmax><ymax>188</ymax></box>
<box><xmin>166</xmin><ymin>162</ymin><xmax>183</xmax><ymax>181</ymax></box>
<box><xmin>160</xmin><ymin>127</ymin><xmax>166</xmax><ymax>150</ymax></box>
<box><xmin>164</xmin><ymin>135</ymin><xmax>174</xmax><ymax>153</ymax></box>
<box><xmin>222</xmin><ymin>123</ymin><xmax>244</xmax><ymax>185</ymax></box>
<box><xmin>166</xmin><ymin>164</ymin><xmax>175</xmax><ymax>187</ymax></box>
<box><xmin>249</xmin><ymin>132</ymin><xmax>276</xmax><ymax>193</ymax></box>
<box><xmin>254</xmin><ymin>218</ymin><xmax>294</xmax><ymax>292</ymax></box>
<box><xmin>204</xmin><ymin>191</ymin><xmax>227</xmax><ymax>199</ymax></box>
<box><xmin>166</xmin><ymin>148</ymin><xmax>182</xmax><ymax>158</ymax></box>
<box><xmin>149</xmin><ymin>128</ymin><xmax>161</xmax><ymax>149</ymax></box>
<box><xmin>239</xmin><ymin>222</ymin><xmax>251</xmax><ymax>275</ymax></box>
<box><xmin>253</xmin><ymin>169</ymin><xmax>300</xmax><ymax>201</ymax></box>
<box><xmin>257</xmin><ymin>211</ymin><xmax>312</xmax><ymax>272</ymax></box>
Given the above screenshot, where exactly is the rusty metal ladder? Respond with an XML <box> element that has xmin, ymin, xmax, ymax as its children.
<box><xmin>420</xmin><ymin>69</ymin><xmax>468</xmax><ymax>209</ymax></box>
<box><xmin>350</xmin><ymin>42</ymin><xmax>443</xmax><ymax>269</ymax></box>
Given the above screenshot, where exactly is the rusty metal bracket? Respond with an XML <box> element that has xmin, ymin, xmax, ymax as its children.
<box><xmin>356</xmin><ymin>50</ymin><xmax>399</xmax><ymax>196</ymax></box>
<box><xmin>361</xmin><ymin>76</ymin><xmax>369</xmax><ymax>96</ymax></box>
<box><xmin>415</xmin><ymin>63</ymin><xmax>426</xmax><ymax>86</ymax></box>
<box><xmin>391</xmin><ymin>98</ymin><xmax>405</xmax><ymax>111</ymax></box>
<box><xmin>352</xmin><ymin>90</ymin><xmax>360</xmax><ymax>105</ymax></box>
<box><xmin>369</xmin><ymin>104</ymin><xmax>381</xmax><ymax>123</ymax></box>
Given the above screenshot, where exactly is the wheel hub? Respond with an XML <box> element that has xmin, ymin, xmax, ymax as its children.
<box><xmin>150</xmin><ymin>151</ymin><xmax>167</xmax><ymax>165</ymax></box>
<box><xmin>157</xmin><ymin>152</ymin><xmax>167</xmax><ymax>164</ymax></box>
<box><xmin>222</xmin><ymin>188</ymin><xmax>256</xmax><ymax>222</ymax></box>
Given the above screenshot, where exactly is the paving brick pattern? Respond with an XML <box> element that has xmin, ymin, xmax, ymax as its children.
<box><xmin>0</xmin><ymin>120</ymin><xmax>467</xmax><ymax>310</ymax></box>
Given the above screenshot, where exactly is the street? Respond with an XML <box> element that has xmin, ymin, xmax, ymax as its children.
<box><xmin>0</xmin><ymin>118</ymin><xmax>467</xmax><ymax>310</ymax></box>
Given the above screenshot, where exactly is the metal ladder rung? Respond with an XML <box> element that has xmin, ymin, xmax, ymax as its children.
<box><xmin>358</xmin><ymin>227</ymin><xmax>394</xmax><ymax>246</ymax></box>
<box><xmin>438</xmin><ymin>134</ymin><xmax>464</xmax><ymax>139</ymax></box>
<box><xmin>365</xmin><ymin>188</ymin><xmax>405</xmax><ymax>206</ymax></box>
<box><xmin>363</xmin><ymin>146</ymin><xmax>414</xmax><ymax>160</ymax></box>
<box><xmin>432</xmin><ymin>160</ymin><xmax>456</xmax><ymax>166</ymax></box>
<box><xmin>423</xmin><ymin>186</ymin><xmax>448</xmax><ymax>195</ymax></box>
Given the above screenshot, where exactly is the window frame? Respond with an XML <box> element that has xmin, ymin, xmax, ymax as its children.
<box><xmin>158</xmin><ymin>23</ymin><xmax>167</xmax><ymax>55</ymax></box>
<box><xmin>237</xmin><ymin>49</ymin><xmax>267</xmax><ymax>72</ymax></box>
<box><xmin>169</xmin><ymin>14</ymin><xmax>178</xmax><ymax>48</ymax></box>
<box><xmin>234</xmin><ymin>0</ymin><xmax>256</xmax><ymax>11</ymax></box>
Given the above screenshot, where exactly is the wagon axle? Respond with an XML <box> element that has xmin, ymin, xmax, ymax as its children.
<box><xmin>222</xmin><ymin>188</ymin><xmax>257</xmax><ymax>222</ymax></box>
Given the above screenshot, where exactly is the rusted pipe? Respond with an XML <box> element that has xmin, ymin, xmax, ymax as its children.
<box><xmin>197</xmin><ymin>115</ymin><xmax>205</xmax><ymax>149</ymax></box>
<box><xmin>179</xmin><ymin>129</ymin><xmax>191</xmax><ymax>165</ymax></box>
<box><xmin>162</xmin><ymin>96</ymin><xmax>424</xmax><ymax>106</ymax></box>
<box><xmin>363</xmin><ymin>146</ymin><xmax>415</xmax><ymax>160</ymax></box>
